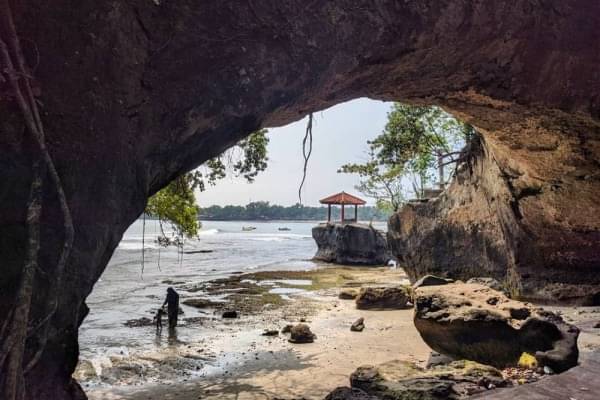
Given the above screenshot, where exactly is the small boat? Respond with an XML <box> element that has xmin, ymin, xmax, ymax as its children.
<box><xmin>278</xmin><ymin>227</ymin><xmax>291</xmax><ymax>231</ymax></box>
<box><xmin>242</xmin><ymin>226</ymin><xmax>256</xmax><ymax>231</ymax></box>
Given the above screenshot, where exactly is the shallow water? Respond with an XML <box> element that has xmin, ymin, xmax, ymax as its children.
<box><xmin>78</xmin><ymin>219</ymin><xmax>386</xmax><ymax>387</ymax></box>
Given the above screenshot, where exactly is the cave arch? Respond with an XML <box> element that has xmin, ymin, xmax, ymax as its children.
<box><xmin>1</xmin><ymin>1</ymin><xmax>599</xmax><ymax>398</ymax></box>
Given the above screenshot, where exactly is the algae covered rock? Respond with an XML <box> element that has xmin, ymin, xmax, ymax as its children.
<box><xmin>413</xmin><ymin>282</ymin><xmax>579</xmax><ymax>372</ymax></box>
<box><xmin>356</xmin><ymin>286</ymin><xmax>412</xmax><ymax>310</ymax></box>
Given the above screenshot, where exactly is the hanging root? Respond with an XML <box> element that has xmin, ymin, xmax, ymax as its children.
<box><xmin>298</xmin><ymin>113</ymin><xmax>313</xmax><ymax>204</ymax></box>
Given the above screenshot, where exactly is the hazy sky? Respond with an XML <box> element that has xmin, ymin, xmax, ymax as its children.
<box><xmin>197</xmin><ymin>98</ymin><xmax>393</xmax><ymax>206</ymax></box>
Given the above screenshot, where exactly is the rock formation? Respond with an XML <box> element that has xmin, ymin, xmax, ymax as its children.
<box><xmin>388</xmin><ymin>132</ymin><xmax>600</xmax><ymax>304</ymax></box>
<box><xmin>355</xmin><ymin>286</ymin><xmax>412</xmax><ymax>310</ymax></box>
<box><xmin>413</xmin><ymin>282</ymin><xmax>580</xmax><ymax>372</ymax></box>
<box><xmin>327</xmin><ymin>359</ymin><xmax>507</xmax><ymax>399</ymax></box>
<box><xmin>312</xmin><ymin>223</ymin><xmax>389</xmax><ymax>265</ymax></box>
<box><xmin>1</xmin><ymin>1</ymin><xmax>599</xmax><ymax>398</ymax></box>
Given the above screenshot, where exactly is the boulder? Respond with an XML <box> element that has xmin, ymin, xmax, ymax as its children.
<box><xmin>339</xmin><ymin>288</ymin><xmax>359</xmax><ymax>300</ymax></box>
<box><xmin>351</xmin><ymin>317</ymin><xmax>365</xmax><ymax>332</ymax></box>
<box><xmin>312</xmin><ymin>223</ymin><xmax>390</xmax><ymax>265</ymax></box>
<box><xmin>327</xmin><ymin>359</ymin><xmax>506</xmax><ymax>399</ymax></box>
<box><xmin>355</xmin><ymin>286</ymin><xmax>412</xmax><ymax>310</ymax></box>
<box><xmin>413</xmin><ymin>275</ymin><xmax>454</xmax><ymax>289</ymax></box>
<box><xmin>288</xmin><ymin>324</ymin><xmax>315</xmax><ymax>343</ymax></box>
<box><xmin>281</xmin><ymin>324</ymin><xmax>293</xmax><ymax>333</ymax></box>
<box><xmin>222</xmin><ymin>310</ymin><xmax>238</xmax><ymax>318</ymax></box>
<box><xmin>414</xmin><ymin>283</ymin><xmax>579</xmax><ymax>372</ymax></box>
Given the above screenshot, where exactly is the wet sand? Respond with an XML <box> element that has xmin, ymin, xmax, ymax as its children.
<box><xmin>85</xmin><ymin>267</ymin><xmax>432</xmax><ymax>399</ymax></box>
<box><xmin>83</xmin><ymin>266</ymin><xmax>600</xmax><ymax>400</ymax></box>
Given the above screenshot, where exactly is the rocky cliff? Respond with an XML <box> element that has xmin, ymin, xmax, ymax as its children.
<box><xmin>388</xmin><ymin>123</ymin><xmax>600</xmax><ymax>304</ymax></box>
<box><xmin>312</xmin><ymin>223</ymin><xmax>389</xmax><ymax>265</ymax></box>
<box><xmin>1</xmin><ymin>1</ymin><xmax>599</xmax><ymax>399</ymax></box>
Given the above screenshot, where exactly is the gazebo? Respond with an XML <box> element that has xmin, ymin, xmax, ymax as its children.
<box><xmin>319</xmin><ymin>191</ymin><xmax>366</xmax><ymax>223</ymax></box>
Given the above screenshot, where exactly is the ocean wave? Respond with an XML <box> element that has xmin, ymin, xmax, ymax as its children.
<box><xmin>198</xmin><ymin>228</ymin><xmax>220</xmax><ymax>236</ymax></box>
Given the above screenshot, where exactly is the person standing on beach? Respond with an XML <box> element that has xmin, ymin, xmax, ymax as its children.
<box><xmin>162</xmin><ymin>287</ymin><xmax>180</xmax><ymax>330</ymax></box>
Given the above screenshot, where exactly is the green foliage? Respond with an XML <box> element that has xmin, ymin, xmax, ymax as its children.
<box><xmin>340</xmin><ymin>103</ymin><xmax>474</xmax><ymax>205</ymax></box>
<box><xmin>200</xmin><ymin>202</ymin><xmax>391</xmax><ymax>221</ymax></box>
<box><xmin>190</xmin><ymin>129</ymin><xmax>269</xmax><ymax>191</ymax></box>
<box><xmin>146</xmin><ymin>129</ymin><xmax>269</xmax><ymax>238</ymax></box>
<box><xmin>145</xmin><ymin>175</ymin><xmax>200</xmax><ymax>239</ymax></box>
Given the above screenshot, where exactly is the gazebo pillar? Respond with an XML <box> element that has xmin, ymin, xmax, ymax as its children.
<box><xmin>327</xmin><ymin>204</ymin><xmax>331</xmax><ymax>222</ymax></box>
<box><xmin>354</xmin><ymin>204</ymin><xmax>358</xmax><ymax>221</ymax></box>
<box><xmin>341</xmin><ymin>204</ymin><xmax>345</xmax><ymax>222</ymax></box>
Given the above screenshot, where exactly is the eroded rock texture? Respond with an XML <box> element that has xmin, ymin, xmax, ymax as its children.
<box><xmin>414</xmin><ymin>283</ymin><xmax>580</xmax><ymax>372</ymax></box>
<box><xmin>1</xmin><ymin>1</ymin><xmax>599</xmax><ymax>398</ymax></box>
<box><xmin>388</xmin><ymin>125</ymin><xmax>600</xmax><ymax>303</ymax></box>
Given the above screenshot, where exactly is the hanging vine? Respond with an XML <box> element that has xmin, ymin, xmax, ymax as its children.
<box><xmin>298</xmin><ymin>112</ymin><xmax>314</xmax><ymax>204</ymax></box>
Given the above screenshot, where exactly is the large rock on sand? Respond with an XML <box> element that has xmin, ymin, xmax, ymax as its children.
<box><xmin>414</xmin><ymin>283</ymin><xmax>579</xmax><ymax>372</ymax></box>
<box><xmin>356</xmin><ymin>286</ymin><xmax>412</xmax><ymax>310</ymax></box>
<box><xmin>312</xmin><ymin>223</ymin><xmax>389</xmax><ymax>265</ymax></box>
<box><xmin>327</xmin><ymin>359</ymin><xmax>506</xmax><ymax>399</ymax></box>
<box><xmin>289</xmin><ymin>324</ymin><xmax>316</xmax><ymax>343</ymax></box>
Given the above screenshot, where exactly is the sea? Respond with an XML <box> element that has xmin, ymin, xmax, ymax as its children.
<box><xmin>78</xmin><ymin>219</ymin><xmax>386</xmax><ymax>387</ymax></box>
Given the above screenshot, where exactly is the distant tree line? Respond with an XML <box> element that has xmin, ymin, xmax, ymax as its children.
<box><xmin>199</xmin><ymin>201</ymin><xmax>392</xmax><ymax>221</ymax></box>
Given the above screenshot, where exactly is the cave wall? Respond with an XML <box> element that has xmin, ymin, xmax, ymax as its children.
<box><xmin>1</xmin><ymin>1</ymin><xmax>599</xmax><ymax>398</ymax></box>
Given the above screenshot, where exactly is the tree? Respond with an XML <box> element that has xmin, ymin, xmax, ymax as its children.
<box><xmin>146</xmin><ymin>129</ymin><xmax>269</xmax><ymax>239</ymax></box>
<box><xmin>340</xmin><ymin>103</ymin><xmax>474</xmax><ymax>207</ymax></box>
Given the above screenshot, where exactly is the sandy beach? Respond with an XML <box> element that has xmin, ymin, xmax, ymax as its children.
<box><xmin>83</xmin><ymin>266</ymin><xmax>433</xmax><ymax>399</ymax></box>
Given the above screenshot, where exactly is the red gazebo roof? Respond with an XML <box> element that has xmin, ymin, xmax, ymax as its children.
<box><xmin>319</xmin><ymin>191</ymin><xmax>366</xmax><ymax>205</ymax></box>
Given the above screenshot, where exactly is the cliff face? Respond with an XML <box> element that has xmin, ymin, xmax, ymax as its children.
<box><xmin>1</xmin><ymin>1</ymin><xmax>599</xmax><ymax>399</ymax></box>
<box><xmin>388</xmin><ymin>115</ymin><xmax>600</xmax><ymax>304</ymax></box>
<box><xmin>312</xmin><ymin>223</ymin><xmax>389</xmax><ymax>265</ymax></box>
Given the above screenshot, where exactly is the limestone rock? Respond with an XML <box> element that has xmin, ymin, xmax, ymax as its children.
<box><xmin>328</xmin><ymin>359</ymin><xmax>506</xmax><ymax>399</ymax></box>
<box><xmin>351</xmin><ymin>317</ymin><xmax>365</xmax><ymax>332</ymax></box>
<box><xmin>387</xmin><ymin>134</ymin><xmax>600</xmax><ymax>305</ymax></box>
<box><xmin>413</xmin><ymin>283</ymin><xmax>579</xmax><ymax>372</ymax></box>
<box><xmin>312</xmin><ymin>223</ymin><xmax>389</xmax><ymax>265</ymax></box>
<box><xmin>355</xmin><ymin>286</ymin><xmax>412</xmax><ymax>310</ymax></box>
<box><xmin>288</xmin><ymin>324</ymin><xmax>315</xmax><ymax>343</ymax></box>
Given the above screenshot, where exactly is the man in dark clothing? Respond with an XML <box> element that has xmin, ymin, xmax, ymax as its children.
<box><xmin>162</xmin><ymin>287</ymin><xmax>179</xmax><ymax>329</ymax></box>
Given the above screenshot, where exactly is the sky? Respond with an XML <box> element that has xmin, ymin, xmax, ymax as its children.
<box><xmin>197</xmin><ymin>98</ymin><xmax>393</xmax><ymax>207</ymax></box>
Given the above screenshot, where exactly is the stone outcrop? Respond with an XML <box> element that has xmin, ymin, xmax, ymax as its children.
<box><xmin>388</xmin><ymin>132</ymin><xmax>600</xmax><ymax>304</ymax></box>
<box><xmin>413</xmin><ymin>283</ymin><xmax>580</xmax><ymax>372</ymax></box>
<box><xmin>312</xmin><ymin>223</ymin><xmax>389</xmax><ymax>265</ymax></box>
<box><xmin>327</xmin><ymin>359</ymin><xmax>507</xmax><ymax>399</ymax></box>
<box><xmin>355</xmin><ymin>286</ymin><xmax>412</xmax><ymax>310</ymax></box>
<box><xmin>1</xmin><ymin>1</ymin><xmax>599</xmax><ymax>398</ymax></box>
